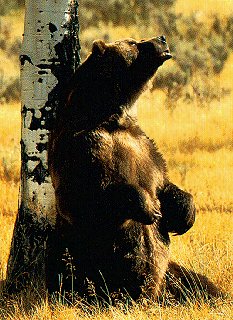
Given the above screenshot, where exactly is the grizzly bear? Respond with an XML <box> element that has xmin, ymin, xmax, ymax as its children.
<box><xmin>47</xmin><ymin>36</ymin><xmax>218</xmax><ymax>302</ymax></box>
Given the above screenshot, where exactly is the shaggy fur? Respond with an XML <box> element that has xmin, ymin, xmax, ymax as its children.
<box><xmin>47</xmin><ymin>37</ymin><xmax>210</xmax><ymax>302</ymax></box>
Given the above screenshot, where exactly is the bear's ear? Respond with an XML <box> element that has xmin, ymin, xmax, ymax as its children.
<box><xmin>92</xmin><ymin>40</ymin><xmax>107</xmax><ymax>55</ymax></box>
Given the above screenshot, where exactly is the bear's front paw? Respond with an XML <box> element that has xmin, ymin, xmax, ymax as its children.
<box><xmin>158</xmin><ymin>183</ymin><xmax>196</xmax><ymax>235</ymax></box>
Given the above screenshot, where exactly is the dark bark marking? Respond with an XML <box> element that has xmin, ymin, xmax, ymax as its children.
<box><xmin>40</xmin><ymin>134</ymin><xmax>46</xmax><ymax>141</ymax></box>
<box><xmin>38</xmin><ymin>71</ymin><xmax>48</xmax><ymax>75</ymax></box>
<box><xmin>5</xmin><ymin>205</ymin><xmax>52</xmax><ymax>294</ymax></box>
<box><xmin>21</xmin><ymin>141</ymin><xmax>49</xmax><ymax>184</ymax></box>
<box><xmin>20</xmin><ymin>55</ymin><xmax>33</xmax><ymax>66</ymax></box>
<box><xmin>29</xmin><ymin>160</ymin><xmax>49</xmax><ymax>185</ymax></box>
<box><xmin>49</xmin><ymin>22</ymin><xmax>58</xmax><ymax>33</ymax></box>
<box><xmin>36</xmin><ymin>142</ymin><xmax>48</xmax><ymax>153</ymax></box>
<box><xmin>23</xmin><ymin>106</ymin><xmax>55</xmax><ymax>130</ymax></box>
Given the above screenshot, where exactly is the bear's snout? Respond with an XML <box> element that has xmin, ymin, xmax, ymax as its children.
<box><xmin>155</xmin><ymin>36</ymin><xmax>172</xmax><ymax>60</ymax></box>
<box><xmin>157</xmin><ymin>35</ymin><xmax>167</xmax><ymax>44</ymax></box>
<box><xmin>140</xmin><ymin>36</ymin><xmax>172</xmax><ymax>62</ymax></box>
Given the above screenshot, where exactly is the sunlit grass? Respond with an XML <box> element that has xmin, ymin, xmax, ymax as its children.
<box><xmin>175</xmin><ymin>0</ymin><xmax>233</xmax><ymax>15</ymax></box>
<box><xmin>0</xmin><ymin>9</ymin><xmax>24</xmax><ymax>41</ymax></box>
<box><xmin>0</xmin><ymin>288</ymin><xmax>232</xmax><ymax>320</ymax></box>
<box><xmin>0</xmin><ymin>103</ymin><xmax>20</xmax><ymax>278</ymax></box>
<box><xmin>137</xmin><ymin>67</ymin><xmax>233</xmax><ymax>213</ymax></box>
<box><xmin>0</xmin><ymin>10</ymin><xmax>23</xmax><ymax>84</ymax></box>
<box><xmin>1</xmin><ymin>89</ymin><xmax>232</xmax><ymax>319</ymax></box>
<box><xmin>170</xmin><ymin>211</ymin><xmax>233</xmax><ymax>293</ymax></box>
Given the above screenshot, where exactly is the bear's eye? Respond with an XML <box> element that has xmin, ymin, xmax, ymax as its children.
<box><xmin>128</xmin><ymin>40</ymin><xmax>137</xmax><ymax>46</ymax></box>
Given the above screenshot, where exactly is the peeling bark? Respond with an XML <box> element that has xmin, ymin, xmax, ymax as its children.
<box><xmin>5</xmin><ymin>0</ymin><xmax>80</xmax><ymax>293</ymax></box>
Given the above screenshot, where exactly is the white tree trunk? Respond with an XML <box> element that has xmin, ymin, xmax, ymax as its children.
<box><xmin>6</xmin><ymin>0</ymin><xmax>80</xmax><ymax>293</ymax></box>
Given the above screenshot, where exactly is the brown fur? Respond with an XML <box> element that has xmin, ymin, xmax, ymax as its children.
<box><xmin>166</xmin><ymin>262</ymin><xmax>223</xmax><ymax>301</ymax></box>
<box><xmin>47</xmin><ymin>37</ymin><xmax>220</xmax><ymax>303</ymax></box>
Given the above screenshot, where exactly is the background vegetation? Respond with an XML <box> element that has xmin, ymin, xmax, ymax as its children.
<box><xmin>1</xmin><ymin>0</ymin><xmax>233</xmax><ymax>107</ymax></box>
<box><xmin>0</xmin><ymin>0</ymin><xmax>232</xmax><ymax>319</ymax></box>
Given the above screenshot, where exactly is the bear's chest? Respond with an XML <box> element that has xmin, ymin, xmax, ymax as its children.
<box><xmin>54</xmin><ymin>126</ymin><xmax>163</xmax><ymax>192</ymax></box>
<box><xmin>83</xmin><ymin>128</ymin><xmax>147</xmax><ymax>175</ymax></box>
<box><xmin>74</xmin><ymin>128</ymin><xmax>162</xmax><ymax>189</ymax></box>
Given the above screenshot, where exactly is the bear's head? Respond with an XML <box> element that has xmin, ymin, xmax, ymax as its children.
<box><xmin>91</xmin><ymin>36</ymin><xmax>171</xmax><ymax>68</ymax></box>
<box><xmin>66</xmin><ymin>37</ymin><xmax>172</xmax><ymax>125</ymax></box>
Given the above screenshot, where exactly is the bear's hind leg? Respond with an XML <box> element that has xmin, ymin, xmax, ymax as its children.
<box><xmin>165</xmin><ymin>261</ymin><xmax>223</xmax><ymax>302</ymax></box>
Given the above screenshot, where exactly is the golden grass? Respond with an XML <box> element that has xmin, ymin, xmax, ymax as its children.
<box><xmin>0</xmin><ymin>9</ymin><xmax>24</xmax><ymax>43</ymax></box>
<box><xmin>1</xmin><ymin>91</ymin><xmax>233</xmax><ymax>319</ymax></box>
<box><xmin>0</xmin><ymin>5</ymin><xmax>233</xmax><ymax>319</ymax></box>
<box><xmin>137</xmin><ymin>61</ymin><xmax>233</xmax><ymax>213</ymax></box>
<box><xmin>170</xmin><ymin>211</ymin><xmax>233</xmax><ymax>292</ymax></box>
<box><xmin>0</xmin><ymin>10</ymin><xmax>24</xmax><ymax>83</ymax></box>
<box><xmin>0</xmin><ymin>48</ymin><xmax>20</xmax><ymax>82</ymax></box>
<box><xmin>175</xmin><ymin>0</ymin><xmax>233</xmax><ymax>15</ymax></box>
<box><xmin>0</xmin><ymin>103</ymin><xmax>20</xmax><ymax>279</ymax></box>
<box><xmin>0</xmin><ymin>297</ymin><xmax>231</xmax><ymax>320</ymax></box>
<box><xmin>0</xmin><ymin>297</ymin><xmax>232</xmax><ymax>320</ymax></box>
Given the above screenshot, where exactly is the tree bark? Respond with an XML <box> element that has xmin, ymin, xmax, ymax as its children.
<box><xmin>5</xmin><ymin>0</ymin><xmax>80</xmax><ymax>294</ymax></box>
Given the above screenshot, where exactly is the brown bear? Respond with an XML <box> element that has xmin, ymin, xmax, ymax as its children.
<box><xmin>47</xmin><ymin>36</ymin><xmax>217</xmax><ymax>303</ymax></box>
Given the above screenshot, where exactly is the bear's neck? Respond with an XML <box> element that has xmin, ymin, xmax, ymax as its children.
<box><xmin>63</xmin><ymin>85</ymin><xmax>143</xmax><ymax>132</ymax></box>
<box><xmin>60</xmin><ymin>59</ymin><xmax>157</xmax><ymax>131</ymax></box>
<box><xmin>101</xmin><ymin>104</ymin><xmax>138</xmax><ymax>131</ymax></box>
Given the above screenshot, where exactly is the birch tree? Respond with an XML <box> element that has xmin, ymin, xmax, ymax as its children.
<box><xmin>6</xmin><ymin>0</ymin><xmax>80</xmax><ymax>293</ymax></box>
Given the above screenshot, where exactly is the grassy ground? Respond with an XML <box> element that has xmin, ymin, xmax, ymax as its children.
<box><xmin>0</xmin><ymin>3</ymin><xmax>233</xmax><ymax>319</ymax></box>
<box><xmin>0</xmin><ymin>88</ymin><xmax>232</xmax><ymax>320</ymax></box>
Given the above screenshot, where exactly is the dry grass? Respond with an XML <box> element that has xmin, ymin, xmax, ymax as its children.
<box><xmin>137</xmin><ymin>76</ymin><xmax>233</xmax><ymax>213</ymax></box>
<box><xmin>0</xmin><ymin>10</ymin><xmax>23</xmax><ymax>83</ymax></box>
<box><xmin>1</xmin><ymin>85</ymin><xmax>232</xmax><ymax>320</ymax></box>
<box><xmin>175</xmin><ymin>0</ymin><xmax>233</xmax><ymax>15</ymax></box>
<box><xmin>0</xmin><ymin>3</ymin><xmax>233</xmax><ymax>319</ymax></box>
<box><xmin>0</xmin><ymin>103</ymin><xmax>20</xmax><ymax>277</ymax></box>
<box><xmin>0</xmin><ymin>297</ymin><xmax>232</xmax><ymax>320</ymax></box>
